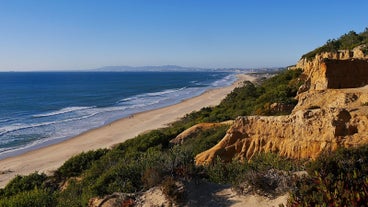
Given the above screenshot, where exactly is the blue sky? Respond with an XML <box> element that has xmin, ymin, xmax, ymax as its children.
<box><xmin>0</xmin><ymin>0</ymin><xmax>367</xmax><ymax>71</ymax></box>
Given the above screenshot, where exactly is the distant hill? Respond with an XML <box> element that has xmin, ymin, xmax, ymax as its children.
<box><xmin>92</xmin><ymin>65</ymin><xmax>212</xmax><ymax>72</ymax></box>
<box><xmin>91</xmin><ymin>65</ymin><xmax>283</xmax><ymax>73</ymax></box>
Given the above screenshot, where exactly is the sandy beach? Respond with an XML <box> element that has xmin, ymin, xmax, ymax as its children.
<box><xmin>0</xmin><ymin>74</ymin><xmax>255</xmax><ymax>188</ymax></box>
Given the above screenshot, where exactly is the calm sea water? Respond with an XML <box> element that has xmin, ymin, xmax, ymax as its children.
<box><xmin>0</xmin><ymin>71</ymin><xmax>235</xmax><ymax>159</ymax></box>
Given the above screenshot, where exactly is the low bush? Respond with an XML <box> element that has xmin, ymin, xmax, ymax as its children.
<box><xmin>161</xmin><ymin>176</ymin><xmax>185</xmax><ymax>204</ymax></box>
<box><xmin>54</xmin><ymin>149</ymin><xmax>108</xmax><ymax>180</ymax></box>
<box><xmin>1</xmin><ymin>172</ymin><xmax>47</xmax><ymax>198</ymax></box>
<box><xmin>249</xmin><ymin>152</ymin><xmax>304</xmax><ymax>172</ymax></box>
<box><xmin>288</xmin><ymin>145</ymin><xmax>368</xmax><ymax>206</ymax></box>
<box><xmin>0</xmin><ymin>188</ymin><xmax>56</xmax><ymax>207</ymax></box>
<box><xmin>179</xmin><ymin>125</ymin><xmax>229</xmax><ymax>157</ymax></box>
<box><xmin>55</xmin><ymin>179</ymin><xmax>84</xmax><ymax>207</ymax></box>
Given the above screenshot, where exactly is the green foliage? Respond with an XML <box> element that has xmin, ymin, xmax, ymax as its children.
<box><xmin>205</xmin><ymin>158</ymin><xmax>249</xmax><ymax>184</ymax></box>
<box><xmin>1</xmin><ymin>172</ymin><xmax>47</xmax><ymax>198</ymax></box>
<box><xmin>114</xmin><ymin>129</ymin><xmax>175</xmax><ymax>156</ymax></box>
<box><xmin>56</xmin><ymin>179</ymin><xmax>84</xmax><ymax>207</ymax></box>
<box><xmin>288</xmin><ymin>145</ymin><xmax>368</xmax><ymax>206</ymax></box>
<box><xmin>0</xmin><ymin>188</ymin><xmax>56</xmax><ymax>207</ymax></box>
<box><xmin>249</xmin><ymin>152</ymin><xmax>304</xmax><ymax>172</ymax></box>
<box><xmin>206</xmin><ymin>153</ymin><xmax>303</xmax><ymax>185</ymax></box>
<box><xmin>302</xmin><ymin>28</ymin><xmax>368</xmax><ymax>60</ymax></box>
<box><xmin>253</xmin><ymin>69</ymin><xmax>303</xmax><ymax>115</ymax></box>
<box><xmin>205</xmin><ymin>153</ymin><xmax>304</xmax><ymax>198</ymax></box>
<box><xmin>180</xmin><ymin>125</ymin><xmax>229</xmax><ymax>157</ymax></box>
<box><xmin>54</xmin><ymin>149</ymin><xmax>108</xmax><ymax>180</ymax></box>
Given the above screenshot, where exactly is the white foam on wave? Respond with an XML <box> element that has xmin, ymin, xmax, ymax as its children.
<box><xmin>116</xmin><ymin>87</ymin><xmax>203</xmax><ymax>112</ymax></box>
<box><xmin>118</xmin><ymin>87</ymin><xmax>187</xmax><ymax>103</ymax></box>
<box><xmin>211</xmin><ymin>74</ymin><xmax>237</xmax><ymax>87</ymax></box>
<box><xmin>0</xmin><ymin>134</ymin><xmax>68</xmax><ymax>158</ymax></box>
<box><xmin>0</xmin><ymin>113</ymin><xmax>100</xmax><ymax>137</ymax></box>
<box><xmin>33</xmin><ymin>106</ymin><xmax>94</xmax><ymax>118</ymax></box>
<box><xmin>0</xmin><ymin>118</ymin><xmax>10</xmax><ymax>124</ymax></box>
<box><xmin>145</xmin><ymin>87</ymin><xmax>187</xmax><ymax>97</ymax></box>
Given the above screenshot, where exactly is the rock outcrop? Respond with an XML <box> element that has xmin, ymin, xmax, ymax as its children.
<box><xmin>303</xmin><ymin>59</ymin><xmax>368</xmax><ymax>90</ymax></box>
<box><xmin>195</xmin><ymin>47</ymin><xmax>368</xmax><ymax>165</ymax></box>
<box><xmin>170</xmin><ymin>121</ymin><xmax>233</xmax><ymax>145</ymax></box>
<box><xmin>295</xmin><ymin>45</ymin><xmax>368</xmax><ymax>91</ymax></box>
<box><xmin>295</xmin><ymin>45</ymin><xmax>368</xmax><ymax>76</ymax></box>
<box><xmin>196</xmin><ymin>109</ymin><xmax>368</xmax><ymax>164</ymax></box>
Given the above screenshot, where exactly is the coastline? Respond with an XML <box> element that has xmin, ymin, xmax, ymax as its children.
<box><xmin>0</xmin><ymin>74</ymin><xmax>255</xmax><ymax>188</ymax></box>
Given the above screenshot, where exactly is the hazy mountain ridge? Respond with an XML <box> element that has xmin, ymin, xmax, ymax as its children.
<box><xmin>92</xmin><ymin>65</ymin><xmax>283</xmax><ymax>73</ymax></box>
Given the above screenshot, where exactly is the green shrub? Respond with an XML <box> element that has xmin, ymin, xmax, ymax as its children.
<box><xmin>288</xmin><ymin>145</ymin><xmax>368</xmax><ymax>206</ymax></box>
<box><xmin>0</xmin><ymin>188</ymin><xmax>56</xmax><ymax>207</ymax></box>
<box><xmin>89</xmin><ymin>158</ymin><xmax>144</xmax><ymax>196</ymax></box>
<box><xmin>54</xmin><ymin>149</ymin><xmax>108</xmax><ymax>180</ymax></box>
<box><xmin>180</xmin><ymin>125</ymin><xmax>229</xmax><ymax>157</ymax></box>
<box><xmin>205</xmin><ymin>158</ymin><xmax>249</xmax><ymax>184</ymax></box>
<box><xmin>205</xmin><ymin>152</ymin><xmax>303</xmax><ymax>186</ymax></box>
<box><xmin>249</xmin><ymin>152</ymin><xmax>304</xmax><ymax>172</ymax></box>
<box><xmin>2</xmin><ymin>172</ymin><xmax>47</xmax><ymax>197</ymax></box>
<box><xmin>56</xmin><ymin>179</ymin><xmax>85</xmax><ymax>207</ymax></box>
<box><xmin>114</xmin><ymin>129</ymin><xmax>174</xmax><ymax>155</ymax></box>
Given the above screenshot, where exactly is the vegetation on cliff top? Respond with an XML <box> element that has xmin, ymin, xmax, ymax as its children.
<box><xmin>301</xmin><ymin>27</ymin><xmax>368</xmax><ymax>60</ymax></box>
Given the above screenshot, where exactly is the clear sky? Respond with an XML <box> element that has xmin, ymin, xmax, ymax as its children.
<box><xmin>0</xmin><ymin>0</ymin><xmax>367</xmax><ymax>71</ymax></box>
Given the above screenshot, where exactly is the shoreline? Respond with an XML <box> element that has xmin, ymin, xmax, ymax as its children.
<box><xmin>0</xmin><ymin>74</ymin><xmax>255</xmax><ymax>188</ymax></box>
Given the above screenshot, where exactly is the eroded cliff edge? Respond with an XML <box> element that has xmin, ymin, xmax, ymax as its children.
<box><xmin>196</xmin><ymin>46</ymin><xmax>368</xmax><ymax>165</ymax></box>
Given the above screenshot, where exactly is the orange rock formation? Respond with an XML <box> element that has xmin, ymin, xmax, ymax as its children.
<box><xmin>195</xmin><ymin>46</ymin><xmax>368</xmax><ymax>165</ymax></box>
<box><xmin>170</xmin><ymin>121</ymin><xmax>233</xmax><ymax>145</ymax></box>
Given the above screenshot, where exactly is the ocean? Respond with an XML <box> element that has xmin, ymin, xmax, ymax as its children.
<box><xmin>0</xmin><ymin>71</ymin><xmax>236</xmax><ymax>159</ymax></box>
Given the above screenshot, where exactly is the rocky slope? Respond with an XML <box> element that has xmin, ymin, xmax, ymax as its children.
<box><xmin>196</xmin><ymin>46</ymin><xmax>368</xmax><ymax>165</ymax></box>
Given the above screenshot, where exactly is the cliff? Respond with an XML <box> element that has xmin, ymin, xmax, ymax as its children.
<box><xmin>295</xmin><ymin>45</ymin><xmax>367</xmax><ymax>76</ymax></box>
<box><xmin>195</xmin><ymin>46</ymin><xmax>368</xmax><ymax>165</ymax></box>
<box><xmin>295</xmin><ymin>45</ymin><xmax>368</xmax><ymax>91</ymax></box>
<box><xmin>196</xmin><ymin>94</ymin><xmax>368</xmax><ymax>164</ymax></box>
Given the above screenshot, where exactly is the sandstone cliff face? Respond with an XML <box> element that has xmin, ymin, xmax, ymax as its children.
<box><xmin>295</xmin><ymin>45</ymin><xmax>368</xmax><ymax>91</ymax></box>
<box><xmin>196</xmin><ymin>88</ymin><xmax>368</xmax><ymax>165</ymax></box>
<box><xmin>195</xmin><ymin>47</ymin><xmax>368</xmax><ymax>165</ymax></box>
<box><xmin>295</xmin><ymin>46</ymin><xmax>367</xmax><ymax>76</ymax></box>
<box><xmin>196</xmin><ymin>109</ymin><xmax>368</xmax><ymax>164</ymax></box>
